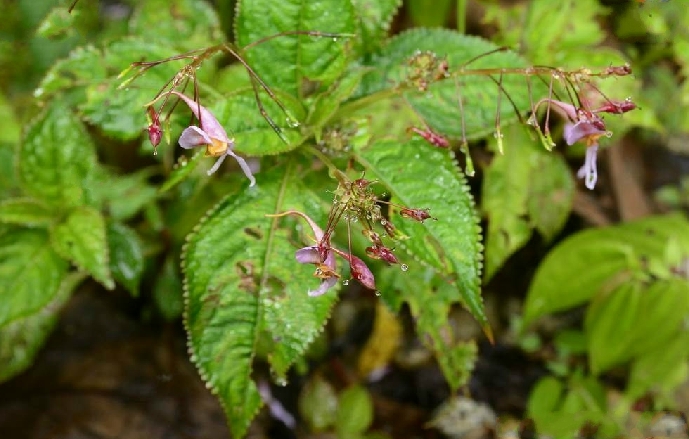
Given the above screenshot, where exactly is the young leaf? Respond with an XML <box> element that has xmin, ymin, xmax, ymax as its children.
<box><xmin>107</xmin><ymin>222</ymin><xmax>145</xmax><ymax>296</ymax></box>
<box><xmin>350</xmin><ymin>0</ymin><xmax>402</xmax><ymax>55</ymax></box>
<box><xmin>356</xmin><ymin>29</ymin><xmax>542</xmax><ymax>140</ymax></box>
<box><xmin>17</xmin><ymin>103</ymin><xmax>97</xmax><ymax>210</ymax></box>
<box><xmin>0</xmin><ymin>272</ymin><xmax>85</xmax><ymax>383</ymax></box>
<box><xmin>0</xmin><ymin>198</ymin><xmax>55</xmax><ymax>227</ymax></box>
<box><xmin>51</xmin><ymin>206</ymin><xmax>114</xmax><ymax>290</ymax></box>
<box><xmin>0</xmin><ymin>229</ymin><xmax>68</xmax><ymax>328</ymax></box>
<box><xmin>183</xmin><ymin>164</ymin><xmax>338</xmax><ymax>438</ymax></box>
<box><xmin>234</xmin><ymin>0</ymin><xmax>357</xmax><ymax>97</ymax></box>
<box><xmin>354</xmin><ymin>138</ymin><xmax>488</xmax><ymax>334</ymax></box>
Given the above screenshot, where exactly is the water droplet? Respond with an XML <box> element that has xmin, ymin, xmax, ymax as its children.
<box><xmin>275</xmin><ymin>377</ymin><xmax>287</xmax><ymax>387</ymax></box>
<box><xmin>286</xmin><ymin>117</ymin><xmax>300</xmax><ymax>128</ymax></box>
<box><xmin>153</xmin><ymin>149</ymin><xmax>158</xmax><ymax>156</ymax></box>
<box><xmin>380</xmin><ymin>220</ymin><xmax>387</xmax><ymax>225</ymax></box>
<box><xmin>374</xmin><ymin>290</ymin><xmax>381</xmax><ymax>297</ymax></box>
<box><xmin>343</xmin><ymin>279</ymin><xmax>350</xmax><ymax>286</ymax></box>
<box><xmin>527</xmin><ymin>115</ymin><xmax>538</xmax><ymax>126</ymax></box>
<box><xmin>605</xmin><ymin>131</ymin><xmax>613</xmax><ymax>138</ymax></box>
<box><xmin>332</xmin><ymin>37</ymin><xmax>338</xmax><ymax>42</ymax></box>
<box><xmin>493</xmin><ymin>131</ymin><xmax>504</xmax><ymax>139</ymax></box>
<box><xmin>400</xmin><ymin>264</ymin><xmax>409</xmax><ymax>272</ymax></box>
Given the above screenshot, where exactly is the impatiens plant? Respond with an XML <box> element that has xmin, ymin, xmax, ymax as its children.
<box><xmin>0</xmin><ymin>0</ymin><xmax>647</xmax><ymax>437</ymax></box>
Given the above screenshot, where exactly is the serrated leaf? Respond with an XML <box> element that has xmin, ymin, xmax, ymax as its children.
<box><xmin>17</xmin><ymin>102</ymin><xmax>97</xmax><ymax>209</ymax></box>
<box><xmin>212</xmin><ymin>88</ymin><xmax>307</xmax><ymax>156</ymax></box>
<box><xmin>183</xmin><ymin>164</ymin><xmax>339</xmax><ymax>438</ymax></box>
<box><xmin>356</xmin><ymin>29</ymin><xmax>544</xmax><ymax>140</ymax></box>
<box><xmin>354</xmin><ymin>138</ymin><xmax>487</xmax><ymax>331</ymax></box>
<box><xmin>51</xmin><ymin>206</ymin><xmax>113</xmax><ymax>289</ymax></box>
<box><xmin>107</xmin><ymin>222</ymin><xmax>144</xmax><ymax>296</ymax></box>
<box><xmin>0</xmin><ymin>198</ymin><xmax>54</xmax><ymax>227</ymax></box>
<box><xmin>523</xmin><ymin>214</ymin><xmax>689</xmax><ymax>327</ymax></box>
<box><xmin>0</xmin><ymin>272</ymin><xmax>85</xmax><ymax>383</ymax></box>
<box><xmin>307</xmin><ymin>69</ymin><xmax>366</xmax><ymax>129</ymax></box>
<box><xmin>36</xmin><ymin>39</ymin><xmax>180</xmax><ymax>140</ymax></box>
<box><xmin>36</xmin><ymin>6</ymin><xmax>76</xmax><ymax>39</ymax></box>
<box><xmin>0</xmin><ymin>229</ymin><xmax>68</xmax><ymax>327</ymax></box>
<box><xmin>235</xmin><ymin>0</ymin><xmax>357</xmax><ymax>97</ymax></box>
<box><xmin>351</xmin><ymin>0</ymin><xmax>402</xmax><ymax>55</ymax></box>
<box><xmin>129</xmin><ymin>0</ymin><xmax>223</xmax><ymax>51</ymax></box>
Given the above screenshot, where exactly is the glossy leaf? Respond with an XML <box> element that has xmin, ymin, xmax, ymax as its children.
<box><xmin>183</xmin><ymin>165</ymin><xmax>338</xmax><ymax>437</ymax></box>
<box><xmin>0</xmin><ymin>229</ymin><xmax>68</xmax><ymax>327</ymax></box>
<box><xmin>523</xmin><ymin>214</ymin><xmax>689</xmax><ymax>327</ymax></box>
<box><xmin>350</xmin><ymin>0</ymin><xmax>402</xmax><ymax>55</ymax></box>
<box><xmin>356</xmin><ymin>29</ymin><xmax>543</xmax><ymax>140</ymax></box>
<box><xmin>0</xmin><ymin>198</ymin><xmax>54</xmax><ymax>227</ymax></box>
<box><xmin>354</xmin><ymin>138</ymin><xmax>487</xmax><ymax>332</ymax></box>
<box><xmin>0</xmin><ymin>272</ymin><xmax>85</xmax><ymax>383</ymax></box>
<box><xmin>51</xmin><ymin>206</ymin><xmax>113</xmax><ymax>290</ymax></box>
<box><xmin>17</xmin><ymin>102</ymin><xmax>97</xmax><ymax>209</ymax></box>
<box><xmin>235</xmin><ymin>0</ymin><xmax>357</xmax><ymax>97</ymax></box>
<box><xmin>107</xmin><ymin>222</ymin><xmax>145</xmax><ymax>296</ymax></box>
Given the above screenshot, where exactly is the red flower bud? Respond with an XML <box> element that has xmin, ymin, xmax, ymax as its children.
<box><xmin>400</xmin><ymin>208</ymin><xmax>435</xmax><ymax>222</ymax></box>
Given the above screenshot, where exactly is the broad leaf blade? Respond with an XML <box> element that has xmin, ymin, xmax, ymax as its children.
<box><xmin>356</xmin><ymin>29</ymin><xmax>543</xmax><ymax>140</ymax></box>
<box><xmin>51</xmin><ymin>206</ymin><xmax>113</xmax><ymax>289</ymax></box>
<box><xmin>17</xmin><ymin>103</ymin><xmax>97</xmax><ymax>209</ymax></box>
<box><xmin>351</xmin><ymin>0</ymin><xmax>402</xmax><ymax>55</ymax></box>
<box><xmin>354</xmin><ymin>138</ymin><xmax>487</xmax><ymax>332</ymax></box>
<box><xmin>0</xmin><ymin>229</ymin><xmax>68</xmax><ymax>327</ymax></box>
<box><xmin>0</xmin><ymin>272</ymin><xmax>85</xmax><ymax>383</ymax></box>
<box><xmin>235</xmin><ymin>0</ymin><xmax>357</xmax><ymax>97</ymax></box>
<box><xmin>0</xmin><ymin>198</ymin><xmax>54</xmax><ymax>227</ymax></box>
<box><xmin>183</xmin><ymin>166</ymin><xmax>338</xmax><ymax>437</ymax></box>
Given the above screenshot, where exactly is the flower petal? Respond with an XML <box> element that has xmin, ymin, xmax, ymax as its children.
<box><xmin>577</xmin><ymin>144</ymin><xmax>599</xmax><ymax>190</ymax></box>
<box><xmin>296</xmin><ymin>246</ymin><xmax>320</xmax><ymax>264</ymax></box>
<box><xmin>179</xmin><ymin>125</ymin><xmax>212</xmax><ymax>149</ymax></box>
<box><xmin>226</xmin><ymin>149</ymin><xmax>257</xmax><ymax>187</ymax></box>
<box><xmin>308</xmin><ymin>276</ymin><xmax>338</xmax><ymax>297</ymax></box>
<box><xmin>564</xmin><ymin>121</ymin><xmax>605</xmax><ymax>145</ymax></box>
<box><xmin>171</xmin><ymin>91</ymin><xmax>231</xmax><ymax>144</ymax></box>
<box><xmin>206</xmin><ymin>152</ymin><xmax>228</xmax><ymax>175</ymax></box>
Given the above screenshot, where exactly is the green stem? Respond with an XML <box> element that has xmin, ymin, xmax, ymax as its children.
<box><xmin>456</xmin><ymin>0</ymin><xmax>467</xmax><ymax>34</ymax></box>
<box><xmin>307</xmin><ymin>146</ymin><xmax>339</xmax><ymax>176</ymax></box>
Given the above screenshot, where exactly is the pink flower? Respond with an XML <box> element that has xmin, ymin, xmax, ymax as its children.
<box><xmin>171</xmin><ymin>91</ymin><xmax>255</xmax><ymax>186</ymax></box>
<box><xmin>535</xmin><ymin>99</ymin><xmax>608</xmax><ymax>190</ymax></box>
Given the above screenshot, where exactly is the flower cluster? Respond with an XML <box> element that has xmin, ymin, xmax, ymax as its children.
<box><xmin>270</xmin><ymin>173</ymin><xmax>435</xmax><ymax>296</ymax></box>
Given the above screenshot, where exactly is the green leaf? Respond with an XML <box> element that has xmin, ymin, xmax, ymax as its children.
<box><xmin>628</xmin><ymin>331</ymin><xmax>689</xmax><ymax>400</ymax></box>
<box><xmin>129</xmin><ymin>0</ymin><xmax>223</xmax><ymax>51</ymax></box>
<box><xmin>356</xmin><ymin>29</ymin><xmax>543</xmax><ymax>140</ymax></box>
<box><xmin>36</xmin><ymin>39</ymin><xmax>179</xmax><ymax>140</ymax></box>
<box><xmin>153</xmin><ymin>255</ymin><xmax>184</xmax><ymax>320</ymax></box>
<box><xmin>354</xmin><ymin>138</ymin><xmax>488</xmax><ymax>332</ymax></box>
<box><xmin>107</xmin><ymin>222</ymin><xmax>144</xmax><ymax>296</ymax></box>
<box><xmin>523</xmin><ymin>214</ymin><xmax>689</xmax><ymax>327</ymax></box>
<box><xmin>527</xmin><ymin>151</ymin><xmax>574</xmax><ymax>242</ymax></box>
<box><xmin>36</xmin><ymin>6</ymin><xmax>76</xmax><ymax>39</ymax></box>
<box><xmin>212</xmin><ymin>88</ymin><xmax>307</xmax><ymax>156</ymax></box>
<box><xmin>183</xmin><ymin>164</ymin><xmax>339</xmax><ymax>438</ymax></box>
<box><xmin>299</xmin><ymin>375</ymin><xmax>338</xmax><ymax>431</ymax></box>
<box><xmin>51</xmin><ymin>206</ymin><xmax>113</xmax><ymax>289</ymax></box>
<box><xmin>407</xmin><ymin>0</ymin><xmax>453</xmax><ymax>27</ymax></box>
<box><xmin>91</xmin><ymin>169</ymin><xmax>158</xmax><ymax>221</ymax></box>
<box><xmin>0</xmin><ymin>198</ymin><xmax>54</xmax><ymax>227</ymax></box>
<box><xmin>235</xmin><ymin>0</ymin><xmax>357</xmax><ymax>97</ymax></box>
<box><xmin>0</xmin><ymin>271</ymin><xmax>85</xmax><ymax>383</ymax></box>
<box><xmin>159</xmin><ymin>151</ymin><xmax>204</xmax><ymax>193</ymax></box>
<box><xmin>350</xmin><ymin>0</ymin><xmax>402</xmax><ymax>55</ymax></box>
<box><xmin>307</xmin><ymin>69</ymin><xmax>366</xmax><ymax>130</ymax></box>
<box><xmin>336</xmin><ymin>386</ymin><xmax>374</xmax><ymax>435</ymax></box>
<box><xmin>17</xmin><ymin>102</ymin><xmax>97</xmax><ymax>209</ymax></box>
<box><xmin>0</xmin><ymin>229</ymin><xmax>68</xmax><ymax>328</ymax></box>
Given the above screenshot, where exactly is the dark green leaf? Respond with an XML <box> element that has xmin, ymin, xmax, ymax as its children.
<box><xmin>235</xmin><ymin>0</ymin><xmax>357</xmax><ymax>97</ymax></box>
<box><xmin>336</xmin><ymin>386</ymin><xmax>374</xmax><ymax>435</ymax></box>
<box><xmin>17</xmin><ymin>102</ymin><xmax>97</xmax><ymax>209</ymax></box>
<box><xmin>154</xmin><ymin>256</ymin><xmax>184</xmax><ymax>320</ymax></box>
<box><xmin>159</xmin><ymin>152</ymin><xmax>204</xmax><ymax>193</ymax></box>
<box><xmin>0</xmin><ymin>272</ymin><xmax>85</xmax><ymax>383</ymax></box>
<box><xmin>354</xmin><ymin>138</ymin><xmax>487</xmax><ymax>332</ymax></box>
<box><xmin>0</xmin><ymin>198</ymin><xmax>54</xmax><ymax>227</ymax></box>
<box><xmin>51</xmin><ymin>206</ymin><xmax>113</xmax><ymax>289</ymax></box>
<box><xmin>350</xmin><ymin>0</ymin><xmax>402</xmax><ymax>55</ymax></box>
<box><xmin>0</xmin><ymin>229</ymin><xmax>68</xmax><ymax>327</ymax></box>
<box><xmin>107</xmin><ymin>222</ymin><xmax>144</xmax><ymax>296</ymax></box>
<box><xmin>183</xmin><ymin>163</ymin><xmax>339</xmax><ymax>437</ymax></box>
<box><xmin>356</xmin><ymin>29</ymin><xmax>543</xmax><ymax>140</ymax></box>
<box><xmin>407</xmin><ymin>0</ymin><xmax>452</xmax><ymax>27</ymax></box>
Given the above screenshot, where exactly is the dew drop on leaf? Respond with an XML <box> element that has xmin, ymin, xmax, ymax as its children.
<box><xmin>400</xmin><ymin>264</ymin><xmax>409</xmax><ymax>272</ymax></box>
<box><xmin>343</xmin><ymin>279</ymin><xmax>349</xmax><ymax>286</ymax></box>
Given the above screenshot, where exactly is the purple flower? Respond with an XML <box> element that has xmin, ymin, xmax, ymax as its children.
<box><xmin>534</xmin><ymin>99</ymin><xmax>608</xmax><ymax>190</ymax></box>
<box><xmin>171</xmin><ymin>91</ymin><xmax>255</xmax><ymax>186</ymax></box>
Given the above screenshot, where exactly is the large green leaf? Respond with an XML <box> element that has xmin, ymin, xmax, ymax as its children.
<box><xmin>51</xmin><ymin>206</ymin><xmax>113</xmax><ymax>289</ymax></box>
<box><xmin>356</xmin><ymin>29</ymin><xmax>543</xmax><ymax>140</ymax></box>
<box><xmin>350</xmin><ymin>0</ymin><xmax>402</xmax><ymax>55</ymax></box>
<box><xmin>354</xmin><ymin>138</ymin><xmax>487</xmax><ymax>333</ymax></box>
<box><xmin>183</xmin><ymin>164</ymin><xmax>339</xmax><ymax>438</ymax></box>
<box><xmin>523</xmin><ymin>214</ymin><xmax>689</xmax><ymax>327</ymax></box>
<box><xmin>17</xmin><ymin>102</ymin><xmax>97</xmax><ymax>209</ymax></box>
<box><xmin>0</xmin><ymin>272</ymin><xmax>84</xmax><ymax>383</ymax></box>
<box><xmin>0</xmin><ymin>198</ymin><xmax>54</xmax><ymax>227</ymax></box>
<box><xmin>0</xmin><ymin>229</ymin><xmax>68</xmax><ymax>327</ymax></box>
<box><xmin>234</xmin><ymin>0</ymin><xmax>357</xmax><ymax>97</ymax></box>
